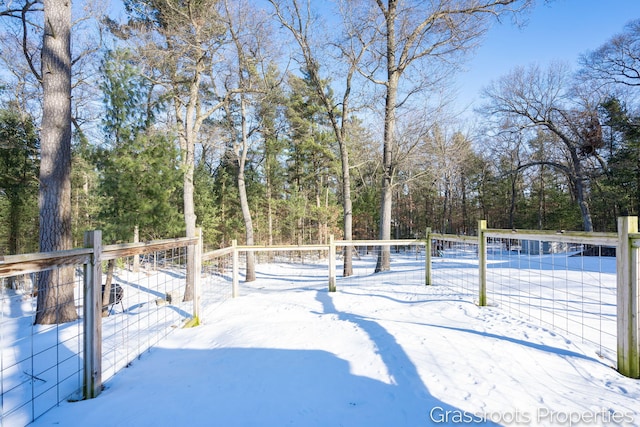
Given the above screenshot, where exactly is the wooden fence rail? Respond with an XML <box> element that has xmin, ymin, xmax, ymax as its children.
<box><xmin>0</xmin><ymin>231</ymin><xmax>200</xmax><ymax>407</ymax></box>
<box><xmin>1</xmin><ymin>215</ymin><xmax>637</xmax><ymax>425</ymax></box>
<box><xmin>211</xmin><ymin>217</ymin><xmax>638</xmax><ymax>379</ymax></box>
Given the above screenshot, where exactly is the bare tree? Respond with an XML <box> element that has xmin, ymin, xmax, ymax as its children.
<box><xmin>579</xmin><ymin>19</ymin><xmax>640</xmax><ymax>88</ymax></box>
<box><xmin>269</xmin><ymin>0</ymin><xmax>370</xmax><ymax>276</ymax></box>
<box><xmin>220</xmin><ymin>0</ymin><xmax>275</xmax><ymax>281</ymax></box>
<box><xmin>345</xmin><ymin>0</ymin><xmax>532</xmax><ymax>272</ymax></box>
<box><xmin>423</xmin><ymin>125</ymin><xmax>475</xmax><ymax>233</ymax></box>
<box><xmin>481</xmin><ymin>62</ymin><xmax>606</xmax><ymax>231</ymax></box>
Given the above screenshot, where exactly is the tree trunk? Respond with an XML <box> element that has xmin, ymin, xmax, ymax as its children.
<box><xmin>375</xmin><ymin>10</ymin><xmax>399</xmax><ymax>273</ymax></box>
<box><xmin>509</xmin><ymin>173</ymin><xmax>517</xmax><ymax>230</ymax></box>
<box><xmin>266</xmin><ymin>165</ymin><xmax>274</xmax><ymax>246</ymax></box>
<box><xmin>8</xmin><ymin>194</ymin><xmax>21</xmax><ymax>255</ymax></box>
<box><xmin>538</xmin><ymin>167</ymin><xmax>545</xmax><ymax>229</ymax></box>
<box><xmin>569</xmin><ymin>150</ymin><xmax>593</xmax><ymax>232</ymax></box>
<box><xmin>342</xmin><ymin>172</ymin><xmax>353</xmax><ymax>276</ymax></box>
<box><xmin>461</xmin><ymin>172</ymin><xmax>468</xmax><ymax>234</ymax></box>
<box><xmin>7</xmin><ymin>196</ymin><xmax>21</xmax><ymax>290</ymax></box>
<box><xmin>237</xmin><ymin>96</ymin><xmax>256</xmax><ymax>282</ymax></box>
<box><xmin>237</xmin><ymin>169</ymin><xmax>256</xmax><ymax>281</ymax></box>
<box><xmin>182</xmin><ymin>140</ymin><xmax>197</xmax><ymax>301</ymax></box>
<box><xmin>35</xmin><ymin>0</ymin><xmax>77</xmax><ymax>325</ymax></box>
<box><xmin>178</xmin><ymin>48</ymin><xmax>206</xmax><ymax>302</ymax></box>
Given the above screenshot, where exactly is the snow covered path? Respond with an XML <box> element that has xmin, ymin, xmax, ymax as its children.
<box><xmin>31</xmin><ymin>262</ymin><xmax>640</xmax><ymax>427</ymax></box>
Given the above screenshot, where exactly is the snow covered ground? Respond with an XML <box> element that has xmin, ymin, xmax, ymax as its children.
<box><xmin>23</xmin><ymin>252</ymin><xmax>640</xmax><ymax>426</ymax></box>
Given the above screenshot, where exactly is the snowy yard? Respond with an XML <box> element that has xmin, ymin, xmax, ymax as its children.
<box><xmin>28</xmin><ymin>253</ymin><xmax>640</xmax><ymax>427</ymax></box>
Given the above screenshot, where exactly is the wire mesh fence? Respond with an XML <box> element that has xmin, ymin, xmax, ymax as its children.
<box><xmin>1</xmin><ymin>270</ymin><xmax>84</xmax><ymax>427</ymax></box>
<box><xmin>201</xmin><ymin>248</ymin><xmax>234</xmax><ymax>311</ymax></box>
<box><xmin>427</xmin><ymin>233</ymin><xmax>619</xmax><ymax>365</ymax></box>
<box><xmin>430</xmin><ymin>238</ymin><xmax>479</xmax><ymax>299</ymax></box>
<box><xmin>0</xmin><ymin>237</ymin><xmax>196</xmax><ymax>427</ymax></box>
<box><xmin>337</xmin><ymin>243</ymin><xmax>426</xmax><ymax>288</ymax></box>
<box><xmin>100</xmin><ymin>248</ymin><xmax>193</xmax><ymax>383</ymax></box>
<box><xmin>483</xmin><ymin>239</ymin><xmax>617</xmax><ymax>361</ymax></box>
<box><xmin>2</xmin><ymin>220</ymin><xmax>639</xmax><ymax>425</ymax></box>
<box><xmin>241</xmin><ymin>247</ymin><xmax>330</xmax><ymax>295</ymax></box>
<box><xmin>212</xmin><ymin>233</ymin><xmax>622</xmax><ymax>369</ymax></box>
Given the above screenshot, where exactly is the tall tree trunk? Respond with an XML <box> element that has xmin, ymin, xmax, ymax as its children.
<box><xmin>509</xmin><ymin>173</ymin><xmax>517</xmax><ymax>230</ymax></box>
<box><xmin>316</xmin><ymin>177</ymin><xmax>322</xmax><ymax>243</ymax></box>
<box><xmin>8</xmin><ymin>195</ymin><xmax>21</xmax><ymax>255</ymax></box>
<box><xmin>237</xmin><ymin>96</ymin><xmax>256</xmax><ymax>281</ymax></box>
<box><xmin>177</xmin><ymin>49</ymin><xmax>205</xmax><ymax>302</ymax></box>
<box><xmin>442</xmin><ymin>176</ymin><xmax>450</xmax><ymax>233</ymax></box>
<box><xmin>538</xmin><ymin>167</ymin><xmax>545</xmax><ymax>229</ymax></box>
<box><xmin>7</xmin><ymin>195</ymin><xmax>22</xmax><ymax>290</ymax></box>
<box><xmin>461</xmin><ymin>173</ymin><xmax>468</xmax><ymax>234</ymax></box>
<box><xmin>375</xmin><ymin>14</ymin><xmax>399</xmax><ymax>272</ymax></box>
<box><xmin>36</xmin><ymin>0</ymin><xmax>77</xmax><ymax>325</ymax></box>
<box><xmin>266</xmin><ymin>164</ymin><xmax>274</xmax><ymax>246</ymax></box>
<box><xmin>182</xmin><ymin>136</ymin><xmax>197</xmax><ymax>301</ymax></box>
<box><xmin>569</xmin><ymin>150</ymin><xmax>593</xmax><ymax>232</ymax></box>
<box><xmin>237</xmin><ymin>169</ymin><xmax>256</xmax><ymax>281</ymax></box>
<box><xmin>341</xmin><ymin>140</ymin><xmax>353</xmax><ymax>276</ymax></box>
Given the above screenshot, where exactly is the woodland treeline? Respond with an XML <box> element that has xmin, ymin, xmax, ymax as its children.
<box><xmin>1</xmin><ymin>0</ymin><xmax>639</xmax><ymax>258</ymax></box>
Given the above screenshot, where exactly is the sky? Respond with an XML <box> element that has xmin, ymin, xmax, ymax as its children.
<box><xmin>455</xmin><ymin>0</ymin><xmax>640</xmax><ymax>116</ymax></box>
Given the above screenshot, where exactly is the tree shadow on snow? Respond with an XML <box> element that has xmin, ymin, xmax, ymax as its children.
<box><xmin>38</xmin><ymin>345</ymin><xmax>493</xmax><ymax>427</ymax></box>
<box><xmin>313</xmin><ymin>290</ymin><xmax>501</xmax><ymax>426</ymax></box>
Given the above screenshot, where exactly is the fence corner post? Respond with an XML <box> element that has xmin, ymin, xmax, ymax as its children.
<box><xmin>191</xmin><ymin>228</ymin><xmax>202</xmax><ymax>325</ymax></box>
<box><xmin>232</xmin><ymin>239</ymin><xmax>239</xmax><ymax>298</ymax></box>
<box><xmin>478</xmin><ymin>220</ymin><xmax>487</xmax><ymax>307</ymax></box>
<box><xmin>83</xmin><ymin>230</ymin><xmax>103</xmax><ymax>399</ymax></box>
<box><xmin>328</xmin><ymin>235</ymin><xmax>337</xmax><ymax>292</ymax></box>
<box><xmin>617</xmin><ymin>216</ymin><xmax>640</xmax><ymax>378</ymax></box>
<box><xmin>425</xmin><ymin>227</ymin><xmax>432</xmax><ymax>286</ymax></box>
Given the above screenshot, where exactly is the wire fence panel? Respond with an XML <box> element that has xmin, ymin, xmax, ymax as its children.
<box><xmin>1</xmin><ymin>223</ymin><xmax>637</xmax><ymax>425</ymax></box>
<box><xmin>430</xmin><ymin>239</ymin><xmax>479</xmax><ymax>299</ymax></box>
<box><xmin>483</xmin><ymin>239</ymin><xmax>617</xmax><ymax>364</ymax></box>
<box><xmin>337</xmin><ymin>244</ymin><xmax>426</xmax><ymax>288</ymax></box>
<box><xmin>426</xmin><ymin>235</ymin><xmax>618</xmax><ymax>366</ymax></box>
<box><xmin>1</xmin><ymin>271</ymin><xmax>84</xmax><ymax>427</ymax></box>
<box><xmin>1</xmin><ymin>238</ymin><xmax>195</xmax><ymax>426</ymax></box>
<box><xmin>246</xmin><ymin>249</ymin><xmax>329</xmax><ymax>293</ymax></box>
<box><xmin>100</xmin><ymin>248</ymin><xmax>193</xmax><ymax>383</ymax></box>
<box><xmin>201</xmin><ymin>249</ymin><xmax>234</xmax><ymax>311</ymax></box>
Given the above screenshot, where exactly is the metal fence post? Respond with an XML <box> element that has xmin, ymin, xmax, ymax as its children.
<box><xmin>425</xmin><ymin>227</ymin><xmax>432</xmax><ymax>286</ymax></box>
<box><xmin>83</xmin><ymin>230</ymin><xmax>103</xmax><ymax>399</ymax></box>
<box><xmin>328</xmin><ymin>235</ymin><xmax>336</xmax><ymax>292</ymax></box>
<box><xmin>478</xmin><ymin>220</ymin><xmax>487</xmax><ymax>307</ymax></box>
<box><xmin>617</xmin><ymin>216</ymin><xmax>640</xmax><ymax>378</ymax></box>
<box><xmin>232</xmin><ymin>239</ymin><xmax>239</xmax><ymax>298</ymax></box>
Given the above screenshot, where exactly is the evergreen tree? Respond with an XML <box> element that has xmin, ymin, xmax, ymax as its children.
<box><xmin>98</xmin><ymin>48</ymin><xmax>183</xmax><ymax>243</ymax></box>
<box><xmin>284</xmin><ymin>73</ymin><xmax>338</xmax><ymax>244</ymax></box>
<box><xmin>599</xmin><ymin>97</ymin><xmax>640</xmax><ymax>219</ymax></box>
<box><xmin>0</xmin><ymin>106</ymin><xmax>39</xmax><ymax>255</ymax></box>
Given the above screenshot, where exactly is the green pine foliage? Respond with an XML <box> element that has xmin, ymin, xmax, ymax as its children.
<box><xmin>96</xmin><ymin>133</ymin><xmax>183</xmax><ymax>243</ymax></box>
<box><xmin>194</xmin><ymin>160</ymin><xmax>221</xmax><ymax>247</ymax></box>
<box><xmin>96</xmin><ymin>48</ymin><xmax>183</xmax><ymax>243</ymax></box>
<box><xmin>0</xmin><ymin>106</ymin><xmax>39</xmax><ymax>255</ymax></box>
